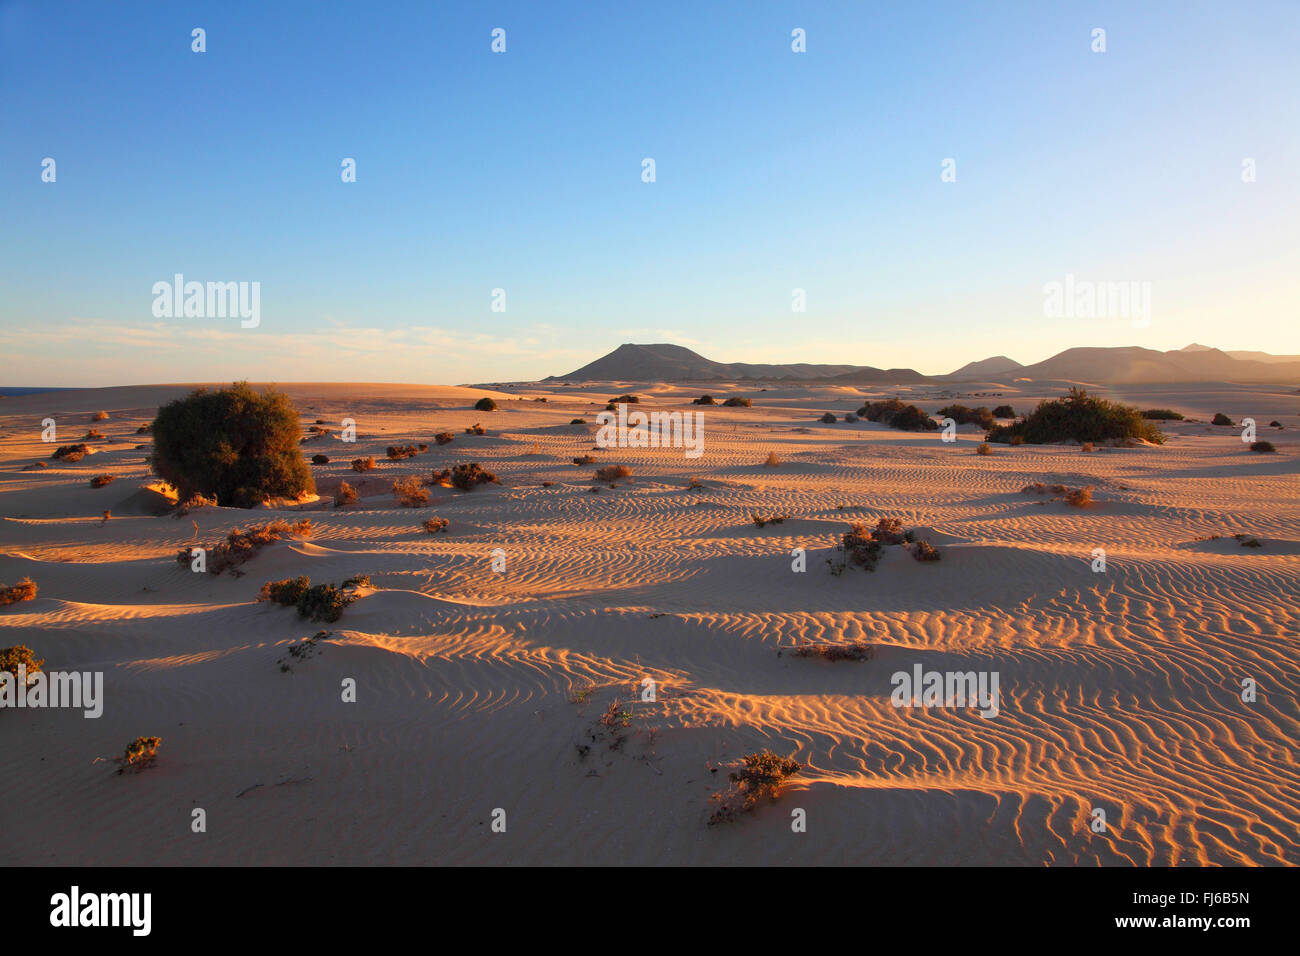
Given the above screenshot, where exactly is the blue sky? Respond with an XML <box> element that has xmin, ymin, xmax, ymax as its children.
<box><xmin>1</xmin><ymin>0</ymin><xmax>1297</xmax><ymax>385</ymax></box>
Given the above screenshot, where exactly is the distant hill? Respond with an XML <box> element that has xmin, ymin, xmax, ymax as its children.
<box><xmin>1018</xmin><ymin>346</ymin><xmax>1300</xmax><ymax>384</ymax></box>
<box><xmin>551</xmin><ymin>343</ymin><xmax>1300</xmax><ymax>385</ymax></box>
<box><xmin>947</xmin><ymin>355</ymin><xmax>1024</xmax><ymax>380</ymax></box>
<box><xmin>549</xmin><ymin>343</ymin><xmax>922</xmax><ymax>383</ymax></box>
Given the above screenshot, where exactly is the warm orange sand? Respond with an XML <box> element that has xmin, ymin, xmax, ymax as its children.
<box><xmin>1</xmin><ymin>380</ymin><xmax>1297</xmax><ymax>865</ymax></box>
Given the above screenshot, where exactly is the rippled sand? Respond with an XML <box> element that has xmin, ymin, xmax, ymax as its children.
<box><xmin>1</xmin><ymin>381</ymin><xmax>1297</xmax><ymax>865</ymax></box>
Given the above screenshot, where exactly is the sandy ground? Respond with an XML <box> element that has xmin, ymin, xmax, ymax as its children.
<box><xmin>1</xmin><ymin>379</ymin><xmax>1297</xmax><ymax>865</ymax></box>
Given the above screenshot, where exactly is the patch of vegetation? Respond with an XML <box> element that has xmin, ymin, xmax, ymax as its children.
<box><xmin>185</xmin><ymin>519</ymin><xmax>314</xmax><ymax>575</ymax></box>
<box><xmin>149</xmin><ymin>382</ymin><xmax>314</xmax><ymax>508</ymax></box>
<box><xmin>50</xmin><ymin>443</ymin><xmax>90</xmax><ymax>462</ymax></box>
<box><xmin>820</xmin><ymin>412</ymin><xmax>837</xmax><ymax>424</ymax></box>
<box><xmin>573</xmin><ymin>454</ymin><xmax>596</xmax><ymax>465</ymax></box>
<box><xmin>764</xmin><ymin>451</ymin><xmax>781</xmax><ymax>467</ymax></box>
<box><xmin>351</xmin><ymin>456</ymin><xmax>376</xmax><ymax>472</ymax></box>
<box><xmin>311</xmin><ymin>454</ymin><xmax>329</xmax><ymax>465</ymax></box>
<box><xmin>986</xmin><ymin>388</ymin><xmax>1164</xmax><ymax>445</ymax></box>
<box><xmin>976</xmin><ymin>443</ymin><xmax>992</xmax><ymax>456</ymax></box>
<box><xmin>449</xmin><ymin>462</ymin><xmax>498</xmax><ymax>491</ymax></box>
<box><xmin>789</xmin><ymin>642</ymin><xmax>873</xmax><ymax>661</ymax></box>
<box><xmin>465</xmin><ymin>423</ymin><xmax>486</xmax><ymax>435</ymax></box>
<box><xmin>722</xmin><ymin>396</ymin><xmax>751</xmax><ymax>407</ymax></box>
<box><xmin>858</xmin><ymin>399</ymin><xmax>937</xmax><ymax>432</ymax></box>
<box><xmin>1212</xmin><ymin>413</ymin><xmax>1234</xmax><ymax>426</ymax></box>
<box><xmin>610</xmin><ymin>394</ymin><xmax>639</xmax><ymax>404</ymax></box>
<box><xmin>937</xmin><ymin>404</ymin><xmax>995</xmax><ymax>429</ymax></box>
<box><xmin>599</xmin><ymin>699</ymin><xmax>633</xmax><ymax>729</ymax></box>
<box><xmin>0</xmin><ymin>578</ymin><xmax>39</xmax><ymax>608</ymax></box>
<box><xmin>117</xmin><ymin>736</ymin><xmax>161</xmax><ymax>774</ymax></box>
<box><xmin>421</xmin><ymin>516</ymin><xmax>449</xmax><ymax>533</ymax></box>
<box><xmin>1080</xmin><ymin>442</ymin><xmax>1095</xmax><ymax>453</ymax></box>
<box><xmin>334</xmin><ymin>481</ymin><xmax>359</xmax><ymax>506</ymax></box>
<box><xmin>594</xmin><ymin>465</ymin><xmax>631</xmax><ymax>482</ymax></box>
<box><xmin>260</xmin><ymin>575</ymin><xmax>369</xmax><ymax>623</ymax></box>
<box><xmin>708</xmin><ymin>751</ymin><xmax>801</xmax><ymax>826</ymax></box>
<box><xmin>569</xmin><ymin>418</ymin><xmax>586</xmax><ymax>425</ymax></box>
<box><xmin>1250</xmin><ymin>441</ymin><xmax>1276</xmax><ymax>453</ymax></box>
<box><xmin>1142</xmin><ymin>409</ymin><xmax>1184</xmax><ymax>420</ymax></box>
<box><xmin>0</xmin><ymin>644</ymin><xmax>43</xmax><ymax>680</ymax></box>
<box><xmin>21</xmin><ymin>462</ymin><xmax>48</xmax><ymax>471</ymax></box>
<box><xmin>474</xmin><ymin>397</ymin><xmax>497</xmax><ymax>412</ymax></box>
<box><xmin>90</xmin><ymin>474</ymin><xmax>116</xmax><ymax>488</ymax></box>
<box><xmin>1240</xmin><ymin>537</ymin><xmax>1263</xmax><ymax>548</ymax></box>
<box><xmin>693</xmin><ymin>395</ymin><xmax>716</xmax><ymax>405</ymax></box>
<box><xmin>992</xmin><ymin>405</ymin><xmax>1016</xmax><ymax>418</ymax></box>
<box><xmin>911</xmin><ymin>539</ymin><xmax>941</xmax><ymax>561</ymax></box>
<box><xmin>276</xmin><ymin>630</ymin><xmax>329</xmax><ymax>672</ymax></box>
<box><xmin>392</xmin><ymin>474</ymin><xmax>429</xmax><ymax>507</ymax></box>
<box><xmin>84</xmin><ymin>429</ymin><xmax>105</xmax><ymax>441</ymax></box>
<box><xmin>750</xmin><ymin>512</ymin><xmax>789</xmax><ymax>528</ymax></box>
<box><xmin>386</xmin><ymin>444</ymin><xmax>419</xmax><ymax>460</ymax></box>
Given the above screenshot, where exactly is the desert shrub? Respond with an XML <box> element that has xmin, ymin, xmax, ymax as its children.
<box><xmin>685</xmin><ymin>476</ymin><xmax>704</xmax><ymax>490</ymax></box>
<box><xmin>0</xmin><ymin>644</ymin><xmax>43</xmax><ymax>681</ymax></box>
<box><xmin>431</xmin><ymin>431</ymin><xmax>454</xmax><ymax>446</ymax></box>
<box><xmin>421</xmin><ymin>516</ymin><xmax>449</xmax><ymax>533</ymax></box>
<box><xmin>594</xmin><ymin>465</ymin><xmax>631</xmax><ymax>482</ymax></box>
<box><xmin>311</xmin><ymin>454</ymin><xmax>329</xmax><ymax>465</ymax></box>
<box><xmin>858</xmin><ymin>398</ymin><xmax>905</xmax><ymax>421</ymax></box>
<box><xmin>1212</xmin><ymin>413</ymin><xmax>1234</xmax><ymax>426</ymax></box>
<box><xmin>750</xmin><ymin>512</ymin><xmax>789</xmax><ymax>528</ymax></box>
<box><xmin>844</xmin><ymin>412</ymin><xmax>859</xmax><ymax>423</ymax></box>
<box><xmin>474</xmin><ymin>397</ymin><xmax>497</xmax><ymax>412</ymax></box>
<box><xmin>820</xmin><ymin>412</ymin><xmax>837</xmax><ymax>423</ymax></box>
<box><xmin>888</xmin><ymin>405</ymin><xmax>937</xmax><ymax>431</ymax></box>
<box><xmin>1240</xmin><ymin>537</ymin><xmax>1263</xmax><ymax>548</ymax></box>
<box><xmin>393</xmin><ymin>475</ymin><xmax>430</xmax><ymax>507</ymax></box>
<box><xmin>1250</xmin><ymin>441</ymin><xmax>1276</xmax><ymax>453</ymax></box>
<box><xmin>92</xmin><ymin>410</ymin><xmax>109</xmax><ymax>421</ymax></box>
<box><xmin>386</xmin><ymin>444</ymin><xmax>419</xmax><ymax>460</ymax></box>
<box><xmin>573</xmin><ymin>454</ymin><xmax>596</xmax><ymax>465</ymax></box>
<box><xmin>986</xmin><ymin>388</ymin><xmax>1164</xmax><ymax>445</ymax></box>
<box><xmin>0</xmin><ymin>578</ymin><xmax>39</xmax><ymax>607</ymax></box>
<box><xmin>992</xmin><ymin>405</ymin><xmax>1016</xmax><ymax>418</ymax></box>
<box><xmin>1269</xmin><ymin>420</ymin><xmax>1282</xmax><ymax>428</ymax></box>
<box><xmin>693</xmin><ymin>395</ymin><xmax>716</xmax><ymax>405</ymax></box>
<box><xmin>84</xmin><ymin>429</ymin><xmax>105</xmax><ymax>440</ymax></box>
<box><xmin>465</xmin><ymin>423</ymin><xmax>486</xmax><ymax>435</ymax></box>
<box><xmin>790</xmin><ymin>643</ymin><xmax>873</xmax><ymax>661</ymax></box>
<box><xmin>838</xmin><ymin>523</ymin><xmax>884</xmax><ymax>571</ymax></box>
<box><xmin>262</xmin><ymin>575</ymin><xmax>367</xmax><ymax>623</ymax></box>
<box><xmin>872</xmin><ymin>517</ymin><xmax>907</xmax><ymax>544</ymax></box>
<box><xmin>259</xmin><ymin>575</ymin><xmax>311</xmax><ymax>607</ymax></box>
<box><xmin>723</xmin><ymin>397</ymin><xmax>751</xmax><ymax>407</ymax></box>
<box><xmin>149</xmin><ymin>383</ymin><xmax>314</xmax><ymax>508</ymax></box>
<box><xmin>1081</xmin><ymin>442</ymin><xmax>1095</xmax><ymax>453</ymax></box>
<box><xmin>1009</xmin><ymin>434</ymin><xmax>1025</xmax><ymax>446</ymax></box>
<box><xmin>708</xmin><ymin>751</ymin><xmax>801</xmax><ymax>825</ymax></box>
<box><xmin>196</xmin><ymin>519</ymin><xmax>313</xmax><ymax>575</ymax></box>
<box><xmin>175</xmin><ymin>493</ymin><xmax>216</xmax><ymax>515</ymax></box>
<box><xmin>50</xmin><ymin>443</ymin><xmax>89</xmax><ymax>462</ymax></box>
<box><xmin>587</xmin><ymin>486</ymin><xmax>600</xmax><ymax>493</ymax></box>
<box><xmin>610</xmin><ymin>394</ymin><xmax>639</xmax><ymax>404</ymax></box>
<box><xmin>89</xmin><ymin>474</ymin><xmax>115</xmax><ymax>488</ymax></box>
<box><xmin>764</xmin><ymin>451</ymin><xmax>781</xmax><ymax>467</ymax></box>
<box><xmin>976</xmin><ymin>443</ymin><xmax>992</xmax><ymax>456</ymax></box>
<box><xmin>135</xmin><ymin>423</ymin><xmax>152</xmax><ymax>434</ymax></box>
<box><xmin>937</xmin><ymin>404</ymin><xmax>995</xmax><ymax>429</ymax></box>
<box><xmin>911</xmin><ymin>539</ymin><xmax>941</xmax><ymax>561</ymax></box>
<box><xmin>569</xmin><ymin>418</ymin><xmax>586</xmax><ymax>425</ymax></box>
<box><xmin>351</xmin><ymin>456</ymin><xmax>376</xmax><ymax>472</ymax></box>
<box><xmin>1064</xmin><ymin>485</ymin><xmax>1094</xmax><ymax>507</ymax></box>
<box><xmin>118</xmin><ymin>736</ymin><xmax>161</xmax><ymax>773</ymax></box>
<box><xmin>334</xmin><ymin>481</ymin><xmax>358</xmax><ymax>506</ymax></box>
<box><xmin>450</xmin><ymin>463</ymin><xmax>498</xmax><ymax>491</ymax></box>
<box><xmin>22</xmin><ymin>462</ymin><xmax>48</xmax><ymax>470</ymax></box>
<box><xmin>1143</xmin><ymin>409</ymin><xmax>1184</xmax><ymax>420</ymax></box>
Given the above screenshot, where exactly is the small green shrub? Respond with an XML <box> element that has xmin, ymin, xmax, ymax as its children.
<box><xmin>708</xmin><ymin>751</ymin><xmax>802</xmax><ymax>825</ymax></box>
<box><xmin>1212</xmin><ymin>413</ymin><xmax>1234</xmax><ymax>426</ymax></box>
<box><xmin>722</xmin><ymin>397</ymin><xmax>751</xmax><ymax>407</ymax></box>
<box><xmin>449</xmin><ymin>463</ymin><xmax>498</xmax><ymax>491</ymax></box>
<box><xmin>474</xmin><ymin>397</ymin><xmax>497</xmax><ymax>412</ymax></box>
<box><xmin>1250</xmin><ymin>441</ymin><xmax>1276</xmax><ymax>453</ymax></box>
<box><xmin>987</xmin><ymin>388</ymin><xmax>1163</xmax><ymax>445</ymax></box>
<box><xmin>1142</xmin><ymin>409</ymin><xmax>1183</xmax><ymax>420</ymax></box>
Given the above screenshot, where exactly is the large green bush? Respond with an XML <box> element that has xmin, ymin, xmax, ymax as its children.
<box><xmin>149</xmin><ymin>382</ymin><xmax>315</xmax><ymax>507</ymax></box>
<box><xmin>986</xmin><ymin>388</ymin><xmax>1164</xmax><ymax>445</ymax></box>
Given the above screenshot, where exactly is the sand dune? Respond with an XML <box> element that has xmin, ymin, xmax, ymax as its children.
<box><xmin>1</xmin><ymin>382</ymin><xmax>1296</xmax><ymax>865</ymax></box>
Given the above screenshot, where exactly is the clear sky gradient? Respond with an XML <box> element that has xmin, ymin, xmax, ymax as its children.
<box><xmin>2</xmin><ymin>0</ymin><xmax>1297</xmax><ymax>385</ymax></box>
